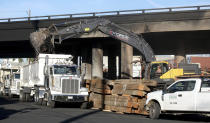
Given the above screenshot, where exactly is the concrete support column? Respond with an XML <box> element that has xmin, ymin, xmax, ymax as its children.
<box><xmin>120</xmin><ymin>42</ymin><xmax>133</xmax><ymax>79</ymax></box>
<box><xmin>175</xmin><ymin>53</ymin><xmax>186</xmax><ymax>65</ymax></box>
<box><xmin>108</xmin><ymin>51</ymin><xmax>117</xmax><ymax>80</ymax></box>
<box><xmin>92</xmin><ymin>42</ymin><xmax>103</xmax><ymax>79</ymax></box>
<box><xmin>81</xmin><ymin>47</ymin><xmax>92</xmax><ymax>80</ymax></box>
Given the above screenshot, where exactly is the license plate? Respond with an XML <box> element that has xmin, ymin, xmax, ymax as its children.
<box><xmin>68</xmin><ymin>96</ymin><xmax>73</xmax><ymax>99</ymax></box>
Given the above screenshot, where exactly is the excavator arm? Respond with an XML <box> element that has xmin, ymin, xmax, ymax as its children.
<box><xmin>30</xmin><ymin>18</ymin><xmax>155</xmax><ymax>63</ymax></box>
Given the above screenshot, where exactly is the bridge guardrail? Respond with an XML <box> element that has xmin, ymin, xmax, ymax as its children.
<box><xmin>0</xmin><ymin>5</ymin><xmax>210</xmax><ymax>22</ymax></box>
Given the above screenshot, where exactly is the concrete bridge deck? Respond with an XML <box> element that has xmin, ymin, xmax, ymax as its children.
<box><xmin>0</xmin><ymin>5</ymin><xmax>210</xmax><ymax>57</ymax></box>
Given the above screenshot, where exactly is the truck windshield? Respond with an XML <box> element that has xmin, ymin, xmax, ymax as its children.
<box><xmin>150</xmin><ymin>63</ymin><xmax>168</xmax><ymax>79</ymax></box>
<box><xmin>15</xmin><ymin>74</ymin><xmax>20</xmax><ymax>79</ymax></box>
<box><xmin>54</xmin><ymin>65</ymin><xmax>77</xmax><ymax>75</ymax></box>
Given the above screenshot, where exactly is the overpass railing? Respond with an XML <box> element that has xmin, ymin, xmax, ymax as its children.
<box><xmin>0</xmin><ymin>5</ymin><xmax>210</xmax><ymax>22</ymax></box>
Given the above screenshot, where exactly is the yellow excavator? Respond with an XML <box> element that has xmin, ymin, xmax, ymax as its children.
<box><xmin>29</xmin><ymin>18</ymin><xmax>200</xmax><ymax>89</ymax></box>
<box><xmin>144</xmin><ymin>61</ymin><xmax>201</xmax><ymax>88</ymax></box>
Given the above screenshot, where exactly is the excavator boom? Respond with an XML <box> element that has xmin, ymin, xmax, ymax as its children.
<box><xmin>30</xmin><ymin>18</ymin><xmax>155</xmax><ymax>63</ymax></box>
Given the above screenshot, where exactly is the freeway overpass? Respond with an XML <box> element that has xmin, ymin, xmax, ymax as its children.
<box><xmin>1</xmin><ymin>5</ymin><xmax>210</xmax><ymax>57</ymax></box>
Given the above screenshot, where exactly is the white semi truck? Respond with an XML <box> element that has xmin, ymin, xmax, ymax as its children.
<box><xmin>8</xmin><ymin>72</ymin><xmax>20</xmax><ymax>97</ymax></box>
<box><xmin>19</xmin><ymin>54</ymin><xmax>89</xmax><ymax>108</ymax></box>
<box><xmin>146</xmin><ymin>77</ymin><xmax>210</xmax><ymax>119</ymax></box>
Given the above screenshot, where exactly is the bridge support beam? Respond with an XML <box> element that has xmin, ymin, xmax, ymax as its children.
<box><xmin>92</xmin><ymin>42</ymin><xmax>103</xmax><ymax>79</ymax></box>
<box><xmin>108</xmin><ymin>51</ymin><xmax>117</xmax><ymax>80</ymax></box>
<box><xmin>81</xmin><ymin>47</ymin><xmax>92</xmax><ymax>80</ymax></box>
<box><xmin>120</xmin><ymin>42</ymin><xmax>133</xmax><ymax>79</ymax></box>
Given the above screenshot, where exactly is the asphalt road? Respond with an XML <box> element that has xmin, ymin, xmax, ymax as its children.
<box><xmin>0</xmin><ymin>96</ymin><xmax>210</xmax><ymax>123</ymax></box>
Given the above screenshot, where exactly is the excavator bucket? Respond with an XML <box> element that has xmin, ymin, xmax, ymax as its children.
<box><xmin>30</xmin><ymin>28</ymin><xmax>53</xmax><ymax>53</ymax></box>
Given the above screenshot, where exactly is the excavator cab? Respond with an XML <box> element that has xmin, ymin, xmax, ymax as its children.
<box><xmin>148</xmin><ymin>61</ymin><xmax>169</xmax><ymax>79</ymax></box>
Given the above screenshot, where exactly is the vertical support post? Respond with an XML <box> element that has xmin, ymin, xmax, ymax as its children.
<box><xmin>81</xmin><ymin>47</ymin><xmax>92</xmax><ymax>80</ymax></box>
<box><xmin>120</xmin><ymin>42</ymin><xmax>133</xmax><ymax>79</ymax></box>
<box><xmin>108</xmin><ymin>51</ymin><xmax>117</xmax><ymax>80</ymax></box>
<box><xmin>92</xmin><ymin>42</ymin><xmax>103</xmax><ymax>79</ymax></box>
<box><xmin>175</xmin><ymin>52</ymin><xmax>186</xmax><ymax>67</ymax></box>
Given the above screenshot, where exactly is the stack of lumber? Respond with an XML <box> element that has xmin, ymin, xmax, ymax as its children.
<box><xmin>86</xmin><ymin>79</ymin><xmax>157</xmax><ymax>115</ymax></box>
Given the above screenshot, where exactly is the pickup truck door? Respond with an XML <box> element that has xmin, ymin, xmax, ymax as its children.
<box><xmin>196</xmin><ymin>79</ymin><xmax>210</xmax><ymax>112</ymax></box>
<box><xmin>163</xmin><ymin>80</ymin><xmax>196</xmax><ymax>111</ymax></box>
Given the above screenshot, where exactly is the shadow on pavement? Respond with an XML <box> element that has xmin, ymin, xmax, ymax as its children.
<box><xmin>61</xmin><ymin>109</ymin><xmax>101</xmax><ymax>123</ymax></box>
<box><xmin>55</xmin><ymin>102</ymin><xmax>82</xmax><ymax>108</ymax></box>
<box><xmin>0</xmin><ymin>107</ymin><xmax>39</xmax><ymax>120</ymax></box>
<box><xmin>160</xmin><ymin>114</ymin><xmax>210</xmax><ymax>122</ymax></box>
<box><xmin>0</xmin><ymin>96</ymin><xmax>40</xmax><ymax>120</ymax></box>
<box><xmin>0</xmin><ymin>108</ymin><xmax>19</xmax><ymax>120</ymax></box>
<box><xmin>0</xmin><ymin>96</ymin><xmax>19</xmax><ymax>106</ymax></box>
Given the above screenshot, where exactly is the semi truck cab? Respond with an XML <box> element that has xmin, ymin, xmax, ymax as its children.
<box><xmin>47</xmin><ymin>65</ymin><xmax>88</xmax><ymax>103</ymax></box>
<box><xmin>24</xmin><ymin>54</ymin><xmax>89</xmax><ymax>108</ymax></box>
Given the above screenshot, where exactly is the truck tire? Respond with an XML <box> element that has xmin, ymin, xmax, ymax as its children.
<box><xmin>34</xmin><ymin>91</ymin><xmax>39</xmax><ymax>104</ymax></box>
<box><xmin>38</xmin><ymin>98</ymin><xmax>43</xmax><ymax>105</ymax></box>
<box><xmin>9</xmin><ymin>91</ymin><xmax>13</xmax><ymax>98</ymax></box>
<box><xmin>25</xmin><ymin>93</ymin><xmax>30</xmax><ymax>102</ymax></box>
<box><xmin>47</xmin><ymin>94</ymin><xmax>55</xmax><ymax>108</ymax></box>
<box><xmin>42</xmin><ymin>100</ymin><xmax>47</xmax><ymax>106</ymax></box>
<box><xmin>47</xmin><ymin>100</ymin><xmax>55</xmax><ymax>108</ymax></box>
<box><xmin>149</xmin><ymin>102</ymin><xmax>161</xmax><ymax>119</ymax></box>
<box><xmin>80</xmin><ymin>102</ymin><xmax>88</xmax><ymax>109</ymax></box>
<box><xmin>19</xmin><ymin>91</ymin><xmax>26</xmax><ymax>102</ymax></box>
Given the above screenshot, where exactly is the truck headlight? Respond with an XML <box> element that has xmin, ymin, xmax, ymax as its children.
<box><xmin>80</xmin><ymin>87</ymin><xmax>88</xmax><ymax>92</ymax></box>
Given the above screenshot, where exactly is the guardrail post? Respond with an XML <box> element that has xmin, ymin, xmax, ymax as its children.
<box><xmin>8</xmin><ymin>19</ymin><xmax>11</xmax><ymax>22</ymax></box>
<box><xmin>28</xmin><ymin>17</ymin><xmax>30</xmax><ymax>21</ymax></box>
<box><xmin>117</xmin><ymin>11</ymin><xmax>120</xmax><ymax>15</ymax></box>
<box><xmin>93</xmin><ymin>13</ymin><xmax>96</xmax><ymax>17</ymax></box>
<box><xmin>197</xmin><ymin>6</ymin><xmax>200</xmax><ymax>11</ymax></box>
<box><xmin>169</xmin><ymin>8</ymin><xmax>172</xmax><ymax>12</ymax></box>
<box><xmin>142</xmin><ymin>10</ymin><xmax>145</xmax><ymax>14</ymax></box>
<box><xmin>69</xmin><ymin>15</ymin><xmax>72</xmax><ymax>18</ymax></box>
<box><xmin>48</xmin><ymin>16</ymin><xmax>51</xmax><ymax>20</ymax></box>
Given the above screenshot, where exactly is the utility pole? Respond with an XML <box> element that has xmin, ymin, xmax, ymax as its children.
<box><xmin>26</xmin><ymin>9</ymin><xmax>31</xmax><ymax>17</ymax></box>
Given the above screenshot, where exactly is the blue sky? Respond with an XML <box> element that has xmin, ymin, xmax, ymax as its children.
<box><xmin>1</xmin><ymin>0</ymin><xmax>210</xmax><ymax>18</ymax></box>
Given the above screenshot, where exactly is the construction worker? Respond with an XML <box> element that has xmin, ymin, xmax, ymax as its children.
<box><xmin>156</xmin><ymin>65</ymin><xmax>162</xmax><ymax>74</ymax></box>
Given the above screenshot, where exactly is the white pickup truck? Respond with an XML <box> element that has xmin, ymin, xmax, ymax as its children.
<box><xmin>146</xmin><ymin>78</ymin><xmax>210</xmax><ymax>119</ymax></box>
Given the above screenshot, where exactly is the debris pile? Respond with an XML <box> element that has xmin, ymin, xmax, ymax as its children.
<box><xmin>87</xmin><ymin>79</ymin><xmax>157</xmax><ymax>114</ymax></box>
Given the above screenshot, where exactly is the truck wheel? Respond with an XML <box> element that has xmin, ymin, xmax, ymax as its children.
<box><xmin>9</xmin><ymin>91</ymin><xmax>13</xmax><ymax>98</ymax></box>
<box><xmin>47</xmin><ymin>100</ymin><xmax>55</xmax><ymax>108</ymax></box>
<box><xmin>34</xmin><ymin>92</ymin><xmax>39</xmax><ymax>104</ymax></box>
<box><xmin>80</xmin><ymin>102</ymin><xmax>88</xmax><ymax>109</ymax></box>
<box><xmin>149</xmin><ymin>102</ymin><xmax>161</xmax><ymax>119</ymax></box>
<box><xmin>42</xmin><ymin>100</ymin><xmax>47</xmax><ymax>106</ymax></box>
<box><xmin>47</xmin><ymin>95</ymin><xmax>55</xmax><ymax>108</ymax></box>
<box><xmin>19</xmin><ymin>91</ymin><xmax>26</xmax><ymax>102</ymax></box>
<box><xmin>25</xmin><ymin>93</ymin><xmax>30</xmax><ymax>102</ymax></box>
<box><xmin>9</xmin><ymin>94</ymin><xmax>13</xmax><ymax>98</ymax></box>
<box><xmin>38</xmin><ymin>98</ymin><xmax>43</xmax><ymax>105</ymax></box>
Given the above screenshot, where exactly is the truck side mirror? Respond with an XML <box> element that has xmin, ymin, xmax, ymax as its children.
<box><xmin>162</xmin><ymin>84</ymin><xmax>168</xmax><ymax>94</ymax></box>
<box><xmin>77</xmin><ymin>68</ymin><xmax>80</xmax><ymax>77</ymax></box>
<box><xmin>50</xmin><ymin>67</ymin><xmax>53</xmax><ymax>75</ymax></box>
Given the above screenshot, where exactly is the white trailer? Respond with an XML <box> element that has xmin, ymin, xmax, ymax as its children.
<box><xmin>20</xmin><ymin>54</ymin><xmax>89</xmax><ymax>108</ymax></box>
<box><xmin>9</xmin><ymin>72</ymin><xmax>20</xmax><ymax>97</ymax></box>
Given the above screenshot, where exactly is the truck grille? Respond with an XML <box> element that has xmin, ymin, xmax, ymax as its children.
<box><xmin>62</xmin><ymin>79</ymin><xmax>79</xmax><ymax>94</ymax></box>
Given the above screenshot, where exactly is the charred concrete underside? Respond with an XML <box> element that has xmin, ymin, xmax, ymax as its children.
<box><xmin>0</xmin><ymin>30</ymin><xmax>210</xmax><ymax>58</ymax></box>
